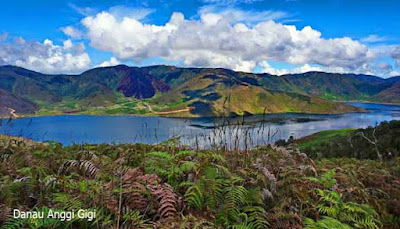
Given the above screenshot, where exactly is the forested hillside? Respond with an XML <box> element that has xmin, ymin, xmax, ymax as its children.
<box><xmin>296</xmin><ymin>120</ymin><xmax>400</xmax><ymax>160</ymax></box>
<box><xmin>3</xmin><ymin>65</ymin><xmax>400</xmax><ymax>117</ymax></box>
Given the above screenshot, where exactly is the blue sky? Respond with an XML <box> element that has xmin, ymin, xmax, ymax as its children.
<box><xmin>0</xmin><ymin>0</ymin><xmax>399</xmax><ymax>77</ymax></box>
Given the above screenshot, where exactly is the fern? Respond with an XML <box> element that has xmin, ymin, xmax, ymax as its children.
<box><xmin>122</xmin><ymin>210</ymin><xmax>148</xmax><ymax>228</ymax></box>
<box><xmin>58</xmin><ymin>159</ymin><xmax>99</xmax><ymax>178</ymax></box>
<box><xmin>222</xmin><ymin>185</ymin><xmax>249</xmax><ymax>224</ymax></box>
<box><xmin>308</xmin><ymin>169</ymin><xmax>336</xmax><ymax>188</ymax></box>
<box><xmin>185</xmin><ymin>184</ymin><xmax>204</xmax><ymax>210</ymax></box>
<box><xmin>304</xmin><ymin>216</ymin><xmax>352</xmax><ymax>229</ymax></box>
<box><xmin>242</xmin><ymin>206</ymin><xmax>269</xmax><ymax>229</ymax></box>
<box><xmin>179</xmin><ymin>161</ymin><xmax>197</xmax><ymax>173</ymax></box>
<box><xmin>1</xmin><ymin>218</ymin><xmax>25</xmax><ymax>229</ymax></box>
<box><xmin>53</xmin><ymin>193</ymin><xmax>84</xmax><ymax>210</ymax></box>
<box><xmin>146</xmin><ymin>151</ymin><xmax>173</xmax><ymax>161</ymax></box>
<box><xmin>308</xmin><ymin>171</ymin><xmax>383</xmax><ymax>229</ymax></box>
<box><xmin>174</xmin><ymin>150</ymin><xmax>195</xmax><ymax>159</ymax></box>
<box><xmin>149</xmin><ymin>183</ymin><xmax>179</xmax><ymax>219</ymax></box>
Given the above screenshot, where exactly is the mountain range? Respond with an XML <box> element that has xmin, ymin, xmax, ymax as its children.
<box><xmin>0</xmin><ymin>65</ymin><xmax>399</xmax><ymax>117</ymax></box>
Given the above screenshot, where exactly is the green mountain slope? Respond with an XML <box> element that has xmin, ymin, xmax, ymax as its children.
<box><xmin>152</xmin><ymin>71</ymin><xmax>362</xmax><ymax>117</ymax></box>
<box><xmin>281</xmin><ymin>71</ymin><xmax>396</xmax><ymax>102</ymax></box>
<box><xmin>1</xmin><ymin>65</ymin><xmax>398</xmax><ymax>117</ymax></box>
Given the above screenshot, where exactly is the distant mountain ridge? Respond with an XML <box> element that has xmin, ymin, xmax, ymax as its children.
<box><xmin>0</xmin><ymin>65</ymin><xmax>398</xmax><ymax>117</ymax></box>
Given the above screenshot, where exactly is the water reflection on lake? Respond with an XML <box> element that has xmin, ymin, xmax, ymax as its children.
<box><xmin>1</xmin><ymin>102</ymin><xmax>400</xmax><ymax>148</ymax></box>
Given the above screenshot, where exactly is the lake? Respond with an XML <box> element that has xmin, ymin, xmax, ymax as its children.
<box><xmin>1</xmin><ymin>102</ymin><xmax>400</xmax><ymax>149</ymax></box>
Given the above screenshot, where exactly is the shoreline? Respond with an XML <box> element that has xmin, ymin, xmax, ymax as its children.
<box><xmin>342</xmin><ymin>100</ymin><xmax>400</xmax><ymax>106</ymax></box>
<box><xmin>9</xmin><ymin>99</ymin><xmax>400</xmax><ymax>120</ymax></box>
<box><xmin>0</xmin><ymin>107</ymin><xmax>369</xmax><ymax>120</ymax></box>
<box><xmin>2</xmin><ymin>99</ymin><xmax>398</xmax><ymax>120</ymax></box>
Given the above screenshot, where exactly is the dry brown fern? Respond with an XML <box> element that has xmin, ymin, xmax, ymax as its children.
<box><xmin>58</xmin><ymin>159</ymin><xmax>99</xmax><ymax>178</ymax></box>
<box><xmin>123</xmin><ymin>183</ymin><xmax>149</xmax><ymax>211</ymax></box>
<box><xmin>0</xmin><ymin>204</ymin><xmax>12</xmax><ymax>223</ymax></box>
<box><xmin>104</xmin><ymin>167</ymin><xmax>182</xmax><ymax>222</ymax></box>
<box><xmin>148</xmin><ymin>183</ymin><xmax>180</xmax><ymax>219</ymax></box>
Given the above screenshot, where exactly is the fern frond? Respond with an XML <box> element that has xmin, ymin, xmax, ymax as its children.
<box><xmin>304</xmin><ymin>216</ymin><xmax>352</xmax><ymax>229</ymax></box>
<box><xmin>53</xmin><ymin>193</ymin><xmax>84</xmax><ymax>210</ymax></box>
<box><xmin>242</xmin><ymin>206</ymin><xmax>269</xmax><ymax>229</ymax></box>
<box><xmin>185</xmin><ymin>184</ymin><xmax>204</xmax><ymax>211</ymax></box>
<box><xmin>174</xmin><ymin>150</ymin><xmax>194</xmax><ymax>159</ymax></box>
<box><xmin>147</xmin><ymin>151</ymin><xmax>173</xmax><ymax>161</ymax></box>
<box><xmin>179</xmin><ymin>161</ymin><xmax>197</xmax><ymax>173</ymax></box>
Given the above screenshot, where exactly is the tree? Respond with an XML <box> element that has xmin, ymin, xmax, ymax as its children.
<box><xmin>357</xmin><ymin>127</ymin><xmax>382</xmax><ymax>162</ymax></box>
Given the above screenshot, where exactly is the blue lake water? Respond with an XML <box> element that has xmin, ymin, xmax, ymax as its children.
<box><xmin>1</xmin><ymin>102</ymin><xmax>400</xmax><ymax>149</ymax></box>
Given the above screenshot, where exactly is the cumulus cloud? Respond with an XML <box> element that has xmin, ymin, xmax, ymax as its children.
<box><xmin>0</xmin><ymin>36</ymin><xmax>90</xmax><ymax>73</ymax></box>
<box><xmin>96</xmin><ymin>57</ymin><xmax>120</xmax><ymax>67</ymax></box>
<box><xmin>77</xmin><ymin>10</ymin><xmax>373</xmax><ymax>73</ymax></box>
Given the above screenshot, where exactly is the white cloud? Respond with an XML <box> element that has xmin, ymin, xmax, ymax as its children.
<box><xmin>360</xmin><ymin>34</ymin><xmax>388</xmax><ymax>43</ymax></box>
<box><xmin>259</xmin><ymin>61</ymin><xmax>368</xmax><ymax>76</ymax></box>
<box><xmin>260</xmin><ymin>61</ymin><xmax>323</xmax><ymax>75</ymax></box>
<box><xmin>199</xmin><ymin>6</ymin><xmax>290</xmax><ymax>24</ymax></box>
<box><xmin>63</xmin><ymin>39</ymin><xmax>73</xmax><ymax>50</ymax></box>
<box><xmin>0</xmin><ymin>33</ymin><xmax>9</xmax><ymax>40</ymax></box>
<box><xmin>390</xmin><ymin>46</ymin><xmax>400</xmax><ymax>68</ymax></box>
<box><xmin>61</xmin><ymin>26</ymin><xmax>84</xmax><ymax>39</ymax></box>
<box><xmin>96</xmin><ymin>57</ymin><xmax>120</xmax><ymax>67</ymax></box>
<box><xmin>259</xmin><ymin>60</ymin><xmax>400</xmax><ymax>78</ymax></box>
<box><xmin>389</xmin><ymin>70</ymin><xmax>400</xmax><ymax>77</ymax></box>
<box><xmin>373</xmin><ymin>45</ymin><xmax>400</xmax><ymax>69</ymax></box>
<box><xmin>0</xmin><ymin>36</ymin><xmax>90</xmax><ymax>73</ymax></box>
<box><xmin>378</xmin><ymin>62</ymin><xmax>393</xmax><ymax>72</ymax></box>
<box><xmin>77</xmin><ymin>10</ymin><xmax>373</xmax><ymax>74</ymax></box>
<box><xmin>391</xmin><ymin>46</ymin><xmax>400</xmax><ymax>59</ymax></box>
<box><xmin>201</xmin><ymin>0</ymin><xmax>261</xmax><ymax>4</ymax></box>
<box><xmin>108</xmin><ymin>6</ymin><xmax>155</xmax><ymax>21</ymax></box>
<box><xmin>68</xmin><ymin>3</ymin><xmax>96</xmax><ymax>16</ymax></box>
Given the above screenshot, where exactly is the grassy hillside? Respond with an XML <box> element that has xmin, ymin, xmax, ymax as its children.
<box><xmin>1</xmin><ymin>135</ymin><xmax>399</xmax><ymax>228</ymax></box>
<box><xmin>295</xmin><ymin>128</ymin><xmax>357</xmax><ymax>150</ymax></box>
<box><xmin>2</xmin><ymin>65</ymin><xmax>400</xmax><ymax>117</ymax></box>
<box><xmin>153</xmin><ymin>72</ymin><xmax>363</xmax><ymax>117</ymax></box>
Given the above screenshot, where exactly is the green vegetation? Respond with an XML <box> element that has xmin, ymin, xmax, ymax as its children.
<box><xmin>31</xmin><ymin>92</ymin><xmax>190</xmax><ymax>117</ymax></box>
<box><xmin>305</xmin><ymin>169</ymin><xmax>382</xmax><ymax>228</ymax></box>
<box><xmin>296</xmin><ymin>120</ymin><xmax>400</xmax><ymax>160</ymax></box>
<box><xmin>1</xmin><ymin>128</ymin><xmax>399</xmax><ymax>228</ymax></box>
<box><xmin>1</xmin><ymin>65</ymin><xmax>374</xmax><ymax>118</ymax></box>
<box><xmin>296</xmin><ymin>128</ymin><xmax>356</xmax><ymax>150</ymax></box>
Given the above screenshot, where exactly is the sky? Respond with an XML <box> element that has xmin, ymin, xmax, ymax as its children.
<box><xmin>0</xmin><ymin>0</ymin><xmax>400</xmax><ymax>77</ymax></box>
